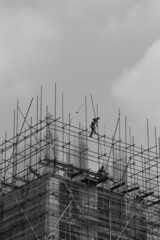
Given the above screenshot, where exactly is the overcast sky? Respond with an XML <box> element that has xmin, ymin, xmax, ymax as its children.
<box><xmin>1</xmin><ymin>0</ymin><xmax>160</xmax><ymax>147</ymax></box>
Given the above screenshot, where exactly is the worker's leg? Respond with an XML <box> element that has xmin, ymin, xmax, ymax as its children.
<box><xmin>93</xmin><ymin>128</ymin><xmax>97</xmax><ymax>135</ymax></box>
<box><xmin>90</xmin><ymin>128</ymin><xmax>94</xmax><ymax>137</ymax></box>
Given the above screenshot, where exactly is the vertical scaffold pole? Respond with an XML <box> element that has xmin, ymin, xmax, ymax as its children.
<box><xmin>85</xmin><ymin>96</ymin><xmax>87</xmax><ymax>135</ymax></box>
<box><xmin>85</xmin><ymin>96</ymin><xmax>88</xmax><ymax>168</ymax></box>
<box><xmin>79</xmin><ymin>121</ymin><xmax>81</xmax><ymax>168</ymax></box>
<box><xmin>40</xmin><ymin>86</ymin><xmax>43</xmax><ymax>164</ymax></box>
<box><xmin>15</xmin><ymin>100</ymin><xmax>19</xmax><ymax>182</ymax></box>
<box><xmin>141</xmin><ymin>145</ymin><xmax>144</xmax><ymax>192</ymax></box>
<box><xmin>54</xmin><ymin>83</ymin><xmax>57</xmax><ymax>163</ymax></box>
<box><xmin>118</xmin><ymin>108</ymin><xmax>122</xmax><ymax>181</ymax></box>
<box><xmin>36</xmin><ymin>95</ymin><xmax>39</xmax><ymax>171</ymax></box>
<box><xmin>155</xmin><ymin>127</ymin><xmax>159</xmax><ymax>195</ymax></box>
<box><xmin>4</xmin><ymin>132</ymin><xmax>7</xmax><ymax>180</ymax></box>
<box><xmin>129</xmin><ymin>126</ymin><xmax>132</xmax><ymax>186</ymax></box>
<box><xmin>147</xmin><ymin>119</ymin><xmax>150</xmax><ymax>189</ymax></box>
<box><xmin>104</xmin><ymin>125</ymin><xmax>106</xmax><ymax>167</ymax></box>
<box><xmin>96</xmin><ymin>104</ymin><xmax>100</xmax><ymax>168</ymax></box>
<box><xmin>54</xmin><ymin>82</ymin><xmax>57</xmax><ymax>121</ymax></box>
<box><xmin>109</xmin><ymin>198</ymin><xmax>112</xmax><ymax>240</ymax></box>
<box><xmin>132</xmin><ymin>136</ymin><xmax>135</xmax><ymax>194</ymax></box>
<box><xmin>12</xmin><ymin>109</ymin><xmax>16</xmax><ymax>184</ymax></box>
<box><xmin>24</xmin><ymin>127</ymin><xmax>26</xmax><ymax>177</ymax></box>
<box><xmin>125</xmin><ymin>116</ymin><xmax>127</xmax><ymax>184</ymax></box>
<box><xmin>29</xmin><ymin>117</ymin><xmax>32</xmax><ymax>175</ymax></box>
<box><xmin>62</xmin><ymin>92</ymin><xmax>64</xmax><ymax>163</ymax></box>
<box><xmin>69</xmin><ymin>113</ymin><xmax>71</xmax><ymax>164</ymax></box>
<box><xmin>158</xmin><ymin>137</ymin><xmax>160</xmax><ymax>196</ymax></box>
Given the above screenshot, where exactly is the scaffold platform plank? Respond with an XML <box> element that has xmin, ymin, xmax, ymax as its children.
<box><xmin>110</xmin><ymin>181</ymin><xmax>125</xmax><ymax>191</ymax></box>
<box><xmin>80</xmin><ymin>177</ymin><xmax>98</xmax><ymax>186</ymax></box>
<box><xmin>148</xmin><ymin>199</ymin><xmax>160</xmax><ymax>206</ymax></box>
<box><xmin>141</xmin><ymin>191</ymin><xmax>154</xmax><ymax>199</ymax></box>
<box><xmin>121</xmin><ymin>186</ymin><xmax>139</xmax><ymax>194</ymax></box>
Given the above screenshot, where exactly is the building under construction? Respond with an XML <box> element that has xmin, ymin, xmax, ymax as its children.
<box><xmin>1</xmin><ymin>86</ymin><xmax>160</xmax><ymax>240</ymax></box>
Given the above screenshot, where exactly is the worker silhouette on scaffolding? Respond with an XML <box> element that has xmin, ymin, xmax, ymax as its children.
<box><xmin>89</xmin><ymin>117</ymin><xmax>100</xmax><ymax>137</ymax></box>
<box><xmin>95</xmin><ymin>165</ymin><xmax>106</xmax><ymax>180</ymax></box>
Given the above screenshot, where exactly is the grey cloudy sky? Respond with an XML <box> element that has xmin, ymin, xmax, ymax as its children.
<box><xmin>1</xmin><ymin>0</ymin><xmax>160</xmax><ymax>146</ymax></box>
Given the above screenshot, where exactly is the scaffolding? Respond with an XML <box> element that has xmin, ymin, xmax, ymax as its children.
<box><xmin>1</xmin><ymin>85</ymin><xmax>160</xmax><ymax>240</ymax></box>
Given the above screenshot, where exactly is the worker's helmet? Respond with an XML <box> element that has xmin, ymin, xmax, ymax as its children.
<box><xmin>93</xmin><ymin>117</ymin><xmax>100</xmax><ymax>122</ymax></box>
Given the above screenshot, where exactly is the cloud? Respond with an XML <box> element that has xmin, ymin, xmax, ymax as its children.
<box><xmin>112</xmin><ymin>39</ymin><xmax>160</xmax><ymax>144</ymax></box>
<box><xmin>1</xmin><ymin>0</ymin><xmax>160</xmax><ymax>143</ymax></box>
<box><xmin>0</xmin><ymin>4</ymin><xmax>62</xmax><ymax>100</ymax></box>
<box><xmin>0</xmin><ymin>0</ymin><xmax>160</xmax><ymax>100</ymax></box>
<box><xmin>102</xmin><ymin>0</ymin><xmax>160</xmax><ymax>35</ymax></box>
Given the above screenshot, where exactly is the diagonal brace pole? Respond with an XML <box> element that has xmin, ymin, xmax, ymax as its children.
<box><xmin>3</xmin><ymin>98</ymin><xmax>33</xmax><ymax>181</ymax></box>
<box><xmin>117</xmin><ymin>199</ymin><xmax>145</xmax><ymax>240</ymax></box>
<box><xmin>64</xmin><ymin>181</ymin><xmax>98</xmax><ymax>240</ymax></box>
<box><xmin>46</xmin><ymin>200</ymin><xmax>72</xmax><ymax>240</ymax></box>
<box><xmin>13</xmin><ymin>194</ymin><xmax>40</xmax><ymax>240</ymax></box>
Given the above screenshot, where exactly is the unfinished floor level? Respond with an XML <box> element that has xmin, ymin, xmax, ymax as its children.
<box><xmin>0</xmin><ymin>171</ymin><xmax>148</xmax><ymax>240</ymax></box>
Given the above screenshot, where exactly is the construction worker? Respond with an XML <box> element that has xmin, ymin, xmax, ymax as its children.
<box><xmin>98</xmin><ymin>165</ymin><xmax>106</xmax><ymax>176</ymax></box>
<box><xmin>95</xmin><ymin>165</ymin><xmax>106</xmax><ymax>179</ymax></box>
<box><xmin>89</xmin><ymin>117</ymin><xmax>100</xmax><ymax>137</ymax></box>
